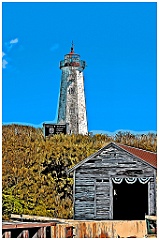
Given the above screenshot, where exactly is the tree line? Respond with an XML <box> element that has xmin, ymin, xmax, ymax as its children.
<box><xmin>2</xmin><ymin>124</ymin><xmax>157</xmax><ymax>220</ymax></box>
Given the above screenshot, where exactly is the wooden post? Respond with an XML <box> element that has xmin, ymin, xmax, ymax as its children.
<box><xmin>2</xmin><ymin>231</ymin><xmax>11</xmax><ymax>238</ymax></box>
<box><xmin>73</xmin><ymin>170</ymin><xmax>76</xmax><ymax>219</ymax></box>
<box><xmin>109</xmin><ymin>178</ymin><xmax>113</xmax><ymax>219</ymax></box>
<box><xmin>154</xmin><ymin>170</ymin><xmax>157</xmax><ymax>215</ymax></box>
<box><xmin>23</xmin><ymin>229</ymin><xmax>29</xmax><ymax>238</ymax></box>
<box><xmin>148</xmin><ymin>180</ymin><xmax>151</xmax><ymax>215</ymax></box>
<box><xmin>94</xmin><ymin>179</ymin><xmax>96</xmax><ymax>218</ymax></box>
<box><xmin>65</xmin><ymin>226</ymin><xmax>73</xmax><ymax>238</ymax></box>
<box><xmin>36</xmin><ymin>227</ymin><xmax>46</xmax><ymax>238</ymax></box>
<box><xmin>51</xmin><ymin>225</ymin><xmax>56</xmax><ymax>238</ymax></box>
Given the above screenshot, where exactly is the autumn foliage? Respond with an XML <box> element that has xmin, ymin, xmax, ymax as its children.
<box><xmin>2</xmin><ymin>124</ymin><xmax>157</xmax><ymax>220</ymax></box>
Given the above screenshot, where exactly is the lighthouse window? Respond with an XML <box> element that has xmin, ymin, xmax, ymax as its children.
<box><xmin>69</xmin><ymin>87</ymin><xmax>75</xmax><ymax>94</ymax></box>
<box><xmin>69</xmin><ymin>108</ymin><xmax>75</xmax><ymax>114</ymax></box>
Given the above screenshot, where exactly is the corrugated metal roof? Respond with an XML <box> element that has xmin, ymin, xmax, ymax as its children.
<box><xmin>117</xmin><ymin>143</ymin><xmax>157</xmax><ymax>168</ymax></box>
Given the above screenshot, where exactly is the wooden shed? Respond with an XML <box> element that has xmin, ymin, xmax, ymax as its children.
<box><xmin>68</xmin><ymin>142</ymin><xmax>157</xmax><ymax>220</ymax></box>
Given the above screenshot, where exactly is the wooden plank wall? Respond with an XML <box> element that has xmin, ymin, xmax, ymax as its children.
<box><xmin>74</xmin><ymin>178</ymin><xmax>95</xmax><ymax>219</ymax></box>
<box><xmin>149</xmin><ymin>176</ymin><xmax>156</xmax><ymax>215</ymax></box>
<box><xmin>95</xmin><ymin>179</ymin><xmax>110</xmax><ymax>219</ymax></box>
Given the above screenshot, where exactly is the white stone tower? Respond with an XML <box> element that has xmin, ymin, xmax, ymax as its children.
<box><xmin>57</xmin><ymin>43</ymin><xmax>88</xmax><ymax>135</ymax></box>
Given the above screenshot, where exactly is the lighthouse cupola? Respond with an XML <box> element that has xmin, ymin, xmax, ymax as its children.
<box><xmin>59</xmin><ymin>42</ymin><xmax>86</xmax><ymax>72</ymax></box>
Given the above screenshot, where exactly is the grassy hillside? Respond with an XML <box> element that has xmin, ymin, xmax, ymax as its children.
<box><xmin>2</xmin><ymin>124</ymin><xmax>157</xmax><ymax>219</ymax></box>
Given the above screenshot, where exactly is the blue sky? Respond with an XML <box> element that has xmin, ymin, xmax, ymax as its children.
<box><xmin>2</xmin><ymin>2</ymin><xmax>157</xmax><ymax>133</ymax></box>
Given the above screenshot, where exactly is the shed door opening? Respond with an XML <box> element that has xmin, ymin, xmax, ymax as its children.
<box><xmin>113</xmin><ymin>180</ymin><xmax>148</xmax><ymax>220</ymax></box>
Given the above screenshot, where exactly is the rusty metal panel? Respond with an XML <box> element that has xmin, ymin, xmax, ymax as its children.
<box><xmin>67</xmin><ymin>220</ymin><xmax>147</xmax><ymax>238</ymax></box>
<box><xmin>54</xmin><ymin>224</ymin><xmax>74</xmax><ymax>238</ymax></box>
<box><xmin>2</xmin><ymin>220</ymin><xmax>147</xmax><ymax>238</ymax></box>
<box><xmin>92</xmin><ymin>222</ymin><xmax>96</xmax><ymax>237</ymax></box>
<box><xmin>65</xmin><ymin>226</ymin><xmax>73</xmax><ymax>238</ymax></box>
<box><xmin>51</xmin><ymin>225</ymin><xmax>56</xmax><ymax>238</ymax></box>
<box><xmin>58</xmin><ymin>224</ymin><xmax>62</xmax><ymax>238</ymax></box>
<box><xmin>82</xmin><ymin>222</ymin><xmax>87</xmax><ymax>238</ymax></box>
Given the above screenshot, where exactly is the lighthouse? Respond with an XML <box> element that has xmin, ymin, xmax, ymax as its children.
<box><xmin>57</xmin><ymin>43</ymin><xmax>88</xmax><ymax>135</ymax></box>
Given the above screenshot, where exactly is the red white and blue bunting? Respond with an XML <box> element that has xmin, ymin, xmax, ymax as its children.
<box><xmin>112</xmin><ymin>177</ymin><xmax>151</xmax><ymax>184</ymax></box>
<box><xmin>125</xmin><ymin>178</ymin><xmax>137</xmax><ymax>184</ymax></box>
<box><xmin>112</xmin><ymin>178</ymin><xmax>123</xmax><ymax>184</ymax></box>
<box><xmin>138</xmin><ymin>177</ymin><xmax>151</xmax><ymax>184</ymax></box>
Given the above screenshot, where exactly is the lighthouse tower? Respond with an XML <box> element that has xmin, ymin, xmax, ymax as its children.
<box><xmin>57</xmin><ymin>43</ymin><xmax>88</xmax><ymax>135</ymax></box>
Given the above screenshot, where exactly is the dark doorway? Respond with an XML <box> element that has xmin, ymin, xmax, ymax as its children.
<box><xmin>113</xmin><ymin>179</ymin><xmax>148</xmax><ymax>220</ymax></box>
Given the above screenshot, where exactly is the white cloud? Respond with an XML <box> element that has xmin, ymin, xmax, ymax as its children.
<box><xmin>10</xmin><ymin>38</ymin><xmax>19</xmax><ymax>44</ymax></box>
<box><xmin>2</xmin><ymin>37</ymin><xmax>19</xmax><ymax>69</ymax></box>
<box><xmin>2</xmin><ymin>59</ymin><xmax>8</xmax><ymax>69</ymax></box>
<box><xmin>2</xmin><ymin>52</ymin><xmax>5</xmax><ymax>58</ymax></box>
<box><xmin>4</xmin><ymin>37</ymin><xmax>19</xmax><ymax>53</ymax></box>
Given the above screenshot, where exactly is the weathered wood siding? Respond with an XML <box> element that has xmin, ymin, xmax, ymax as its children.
<box><xmin>74</xmin><ymin>178</ymin><xmax>95</xmax><ymax>219</ymax></box>
<box><xmin>74</xmin><ymin>145</ymin><xmax>156</xmax><ymax>220</ymax></box>
<box><xmin>148</xmin><ymin>176</ymin><xmax>156</xmax><ymax>215</ymax></box>
<box><xmin>95</xmin><ymin>179</ymin><xmax>110</xmax><ymax>219</ymax></box>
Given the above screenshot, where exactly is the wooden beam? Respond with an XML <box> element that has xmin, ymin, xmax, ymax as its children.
<box><xmin>73</xmin><ymin>170</ymin><xmax>76</xmax><ymax>219</ymax></box>
<box><xmin>94</xmin><ymin>179</ymin><xmax>96</xmax><ymax>218</ymax></box>
<box><xmin>2</xmin><ymin>230</ymin><xmax>11</xmax><ymax>238</ymax></box>
<box><xmin>109</xmin><ymin>178</ymin><xmax>113</xmax><ymax>219</ymax></box>
<box><xmin>22</xmin><ymin>229</ymin><xmax>29</xmax><ymax>238</ymax></box>
<box><xmin>10</xmin><ymin>214</ymin><xmax>63</xmax><ymax>223</ymax></box>
<box><xmin>145</xmin><ymin>215</ymin><xmax>157</xmax><ymax>221</ymax></box>
<box><xmin>2</xmin><ymin>222</ymin><xmax>56</xmax><ymax>230</ymax></box>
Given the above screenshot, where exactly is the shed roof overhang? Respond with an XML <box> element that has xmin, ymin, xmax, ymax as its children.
<box><xmin>67</xmin><ymin>142</ymin><xmax>157</xmax><ymax>174</ymax></box>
